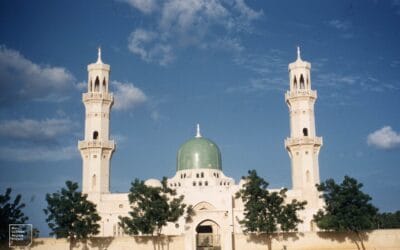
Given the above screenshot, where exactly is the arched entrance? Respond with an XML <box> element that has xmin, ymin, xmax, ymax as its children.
<box><xmin>196</xmin><ymin>220</ymin><xmax>221</xmax><ymax>250</ymax></box>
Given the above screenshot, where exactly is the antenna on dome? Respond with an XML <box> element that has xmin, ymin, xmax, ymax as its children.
<box><xmin>96</xmin><ymin>46</ymin><xmax>103</xmax><ymax>64</ymax></box>
<box><xmin>195</xmin><ymin>123</ymin><xmax>202</xmax><ymax>138</ymax></box>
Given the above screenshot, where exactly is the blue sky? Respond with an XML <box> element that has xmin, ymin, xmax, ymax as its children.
<box><xmin>0</xmin><ymin>0</ymin><xmax>400</xmax><ymax>236</ymax></box>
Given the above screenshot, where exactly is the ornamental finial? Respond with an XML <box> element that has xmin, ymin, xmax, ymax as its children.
<box><xmin>96</xmin><ymin>46</ymin><xmax>103</xmax><ymax>64</ymax></box>
<box><xmin>297</xmin><ymin>46</ymin><xmax>301</xmax><ymax>60</ymax></box>
<box><xmin>195</xmin><ymin>124</ymin><xmax>202</xmax><ymax>138</ymax></box>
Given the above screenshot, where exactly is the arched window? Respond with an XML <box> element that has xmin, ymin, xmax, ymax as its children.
<box><xmin>94</xmin><ymin>77</ymin><xmax>100</xmax><ymax>92</ymax></box>
<box><xmin>89</xmin><ymin>80</ymin><xmax>93</xmax><ymax>92</ymax></box>
<box><xmin>303</xmin><ymin>128</ymin><xmax>308</xmax><ymax>137</ymax></box>
<box><xmin>92</xmin><ymin>174</ymin><xmax>96</xmax><ymax>189</ymax></box>
<box><xmin>93</xmin><ymin>131</ymin><xmax>99</xmax><ymax>140</ymax></box>
<box><xmin>306</xmin><ymin>76</ymin><xmax>309</xmax><ymax>88</ymax></box>
<box><xmin>201</xmin><ymin>172</ymin><xmax>204</xmax><ymax>178</ymax></box>
<box><xmin>293</xmin><ymin>76</ymin><xmax>298</xmax><ymax>89</ymax></box>
<box><xmin>300</xmin><ymin>74</ymin><xmax>305</xmax><ymax>89</ymax></box>
<box><xmin>102</xmin><ymin>78</ymin><xmax>106</xmax><ymax>92</ymax></box>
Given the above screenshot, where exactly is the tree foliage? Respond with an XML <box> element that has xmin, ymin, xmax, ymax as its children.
<box><xmin>119</xmin><ymin>177</ymin><xmax>192</xmax><ymax>236</ymax></box>
<box><xmin>313</xmin><ymin>176</ymin><xmax>378</xmax><ymax>233</ymax></box>
<box><xmin>375</xmin><ymin>211</ymin><xmax>400</xmax><ymax>229</ymax></box>
<box><xmin>44</xmin><ymin>181</ymin><xmax>101</xmax><ymax>240</ymax></box>
<box><xmin>236</xmin><ymin>170</ymin><xmax>307</xmax><ymax>234</ymax></box>
<box><xmin>0</xmin><ymin>188</ymin><xmax>28</xmax><ymax>241</ymax></box>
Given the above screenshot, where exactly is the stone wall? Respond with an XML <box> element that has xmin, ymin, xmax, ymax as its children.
<box><xmin>23</xmin><ymin>235</ymin><xmax>184</xmax><ymax>250</ymax></box>
<box><xmin>5</xmin><ymin>229</ymin><xmax>399</xmax><ymax>250</ymax></box>
<box><xmin>233</xmin><ymin>229</ymin><xmax>400</xmax><ymax>250</ymax></box>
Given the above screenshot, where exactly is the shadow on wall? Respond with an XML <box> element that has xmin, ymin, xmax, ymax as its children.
<box><xmin>134</xmin><ymin>235</ymin><xmax>175</xmax><ymax>250</ymax></box>
<box><xmin>317</xmin><ymin>230</ymin><xmax>371</xmax><ymax>250</ymax></box>
<box><xmin>88</xmin><ymin>237</ymin><xmax>114</xmax><ymax>250</ymax></box>
<box><xmin>244</xmin><ymin>232</ymin><xmax>303</xmax><ymax>250</ymax></box>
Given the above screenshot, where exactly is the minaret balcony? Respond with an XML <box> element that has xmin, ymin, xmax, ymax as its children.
<box><xmin>285</xmin><ymin>90</ymin><xmax>317</xmax><ymax>101</ymax></box>
<box><xmin>83</xmin><ymin>92</ymin><xmax>113</xmax><ymax>102</ymax></box>
<box><xmin>285</xmin><ymin>137</ymin><xmax>323</xmax><ymax>148</ymax></box>
<box><xmin>78</xmin><ymin>140</ymin><xmax>115</xmax><ymax>150</ymax></box>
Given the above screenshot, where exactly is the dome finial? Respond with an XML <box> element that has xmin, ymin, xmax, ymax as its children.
<box><xmin>195</xmin><ymin>123</ymin><xmax>202</xmax><ymax>138</ymax></box>
<box><xmin>297</xmin><ymin>46</ymin><xmax>301</xmax><ymax>60</ymax></box>
<box><xmin>96</xmin><ymin>46</ymin><xmax>103</xmax><ymax>64</ymax></box>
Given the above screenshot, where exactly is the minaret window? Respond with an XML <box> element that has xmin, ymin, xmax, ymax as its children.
<box><xmin>93</xmin><ymin>131</ymin><xmax>99</xmax><ymax>140</ymax></box>
<box><xmin>300</xmin><ymin>74</ymin><xmax>305</xmax><ymax>89</ymax></box>
<box><xmin>94</xmin><ymin>77</ymin><xmax>100</xmax><ymax>92</ymax></box>
<box><xmin>293</xmin><ymin>76</ymin><xmax>297</xmax><ymax>89</ymax></box>
<box><xmin>102</xmin><ymin>78</ymin><xmax>106</xmax><ymax>92</ymax></box>
<box><xmin>303</xmin><ymin>128</ymin><xmax>308</xmax><ymax>137</ymax></box>
<box><xmin>90</xmin><ymin>80</ymin><xmax>93</xmax><ymax>92</ymax></box>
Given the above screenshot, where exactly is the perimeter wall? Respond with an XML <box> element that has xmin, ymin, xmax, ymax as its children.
<box><xmin>5</xmin><ymin>229</ymin><xmax>400</xmax><ymax>250</ymax></box>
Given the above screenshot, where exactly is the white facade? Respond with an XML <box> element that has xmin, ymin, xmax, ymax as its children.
<box><xmin>78</xmin><ymin>48</ymin><xmax>324</xmax><ymax>250</ymax></box>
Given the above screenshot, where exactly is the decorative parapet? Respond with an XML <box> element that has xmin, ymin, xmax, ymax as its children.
<box><xmin>285</xmin><ymin>137</ymin><xmax>323</xmax><ymax>148</ymax></box>
<box><xmin>285</xmin><ymin>90</ymin><xmax>317</xmax><ymax>101</ymax></box>
<box><xmin>78</xmin><ymin>140</ymin><xmax>115</xmax><ymax>150</ymax></box>
<box><xmin>82</xmin><ymin>92</ymin><xmax>113</xmax><ymax>102</ymax></box>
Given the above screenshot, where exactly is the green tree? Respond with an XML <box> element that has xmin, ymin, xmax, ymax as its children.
<box><xmin>236</xmin><ymin>170</ymin><xmax>307</xmax><ymax>234</ymax></box>
<box><xmin>375</xmin><ymin>210</ymin><xmax>400</xmax><ymax>229</ymax></box>
<box><xmin>119</xmin><ymin>177</ymin><xmax>192</xmax><ymax>237</ymax></box>
<box><xmin>0</xmin><ymin>188</ymin><xmax>28</xmax><ymax>241</ymax></box>
<box><xmin>44</xmin><ymin>181</ymin><xmax>101</xmax><ymax>249</ymax></box>
<box><xmin>314</xmin><ymin>176</ymin><xmax>378</xmax><ymax>250</ymax></box>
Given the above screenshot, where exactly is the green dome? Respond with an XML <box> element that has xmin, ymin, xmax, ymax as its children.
<box><xmin>177</xmin><ymin>136</ymin><xmax>222</xmax><ymax>171</ymax></box>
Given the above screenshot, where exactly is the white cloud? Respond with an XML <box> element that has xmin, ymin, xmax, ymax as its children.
<box><xmin>119</xmin><ymin>0</ymin><xmax>158</xmax><ymax>14</ymax></box>
<box><xmin>111</xmin><ymin>81</ymin><xmax>147</xmax><ymax>110</ymax></box>
<box><xmin>122</xmin><ymin>0</ymin><xmax>262</xmax><ymax>65</ymax></box>
<box><xmin>128</xmin><ymin>29</ymin><xmax>174</xmax><ymax>66</ymax></box>
<box><xmin>328</xmin><ymin>19</ymin><xmax>351</xmax><ymax>30</ymax></box>
<box><xmin>0</xmin><ymin>45</ymin><xmax>75</xmax><ymax>102</ymax></box>
<box><xmin>234</xmin><ymin>0</ymin><xmax>263</xmax><ymax>21</ymax></box>
<box><xmin>0</xmin><ymin>145</ymin><xmax>78</xmax><ymax>162</ymax></box>
<box><xmin>75</xmin><ymin>81</ymin><xmax>87</xmax><ymax>90</ymax></box>
<box><xmin>367</xmin><ymin>126</ymin><xmax>400</xmax><ymax>149</ymax></box>
<box><xmin>0</xmin><ymin>118</ymin><xmax>77</xmax><ymax>142</ymax></box>
<box><xmin>0</xmin><ymin>117</ymin><xmax>80</xmax><ymax>162</ymax></box>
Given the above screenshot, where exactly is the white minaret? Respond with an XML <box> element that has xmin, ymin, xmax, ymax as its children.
<box><xmin>285</xmin><ymin>47</ymin><xmax>323</xmax><ymax>209</ymax></box>
<box><xmin>78</xmin><ymin>48</ymin><xmax>115</xmax><ymax>199</ymax></box>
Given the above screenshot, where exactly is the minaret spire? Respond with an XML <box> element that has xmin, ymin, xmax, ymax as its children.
<box><xmin>297</xmin><ymin>46</ymin><xmax>301</xmax><ymax>60</ymax></box>
<box><xmin>96</xmin><ymin>46</ymin><xmax>103</xmax><ymax>64</ymax></box>
<box><xmin>195</xmin><ymin>123</ymin><xmax>202</xmax><ymax>138</ymax></box>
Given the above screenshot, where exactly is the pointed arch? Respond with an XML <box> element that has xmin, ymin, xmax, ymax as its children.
<box><xmin>102</xmin><ymin>77</ymin><xmax>106</xmax><ymax>92</ymax></box>
<box><xmin>94</xmin><ymin>77</ymin><xmax>100</xmax><ymax>92</ymax></box>
<box><xmin>89</xmin><ymin>79</ymin><xmax>93</xmax><ymax>92</ymax></box>
<box><xmin>300</xmin><ymin>74</ymin><xmax>305</xmax><ymax>89</ymax></box>
<box><xmin>293</xmin><ymin>75</ymin><xmax>298</xmax><ymax>89</ymax></box>
<box><xmin>193</xmin><ymin>201</ymin><xmax>216</xmax><ymax>211</ymax></box>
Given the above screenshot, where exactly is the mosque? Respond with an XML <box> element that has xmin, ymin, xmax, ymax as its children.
<box><xmin>78</xmin><ymin>48</ymin><xmax>324</xmax><ymax>250</ymax></box>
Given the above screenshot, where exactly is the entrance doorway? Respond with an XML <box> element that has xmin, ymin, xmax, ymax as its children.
<box><xmin>196</xmin><ymin>220</ymin><xmax>221</xmax><ymax>250</ymax></box>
